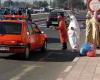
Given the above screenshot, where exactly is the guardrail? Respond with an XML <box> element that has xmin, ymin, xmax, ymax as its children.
<box><xmin>31</xmin><ymin>12</ymin><xmax>86</xmax><ymax>22</ymax></box>
<box><xmin>31</xmin><ymin>13</ymin><xmax>49</xmax><ymax>21</ymax></box>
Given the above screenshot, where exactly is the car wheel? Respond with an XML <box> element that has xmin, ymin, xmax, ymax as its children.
<box><xmin>20</xmin><ymin>47</ymin><xmax>30</xmax><ymax>59</ymax></box>
<box><xmin>25</xmin><ymin>47</ymin><xmax>30</xmax><ymax>59</ymax></box>
<box><xmin>41</xmin><ymin>41</ymin><xmax>47</xmax><ymax>52</ymax></box>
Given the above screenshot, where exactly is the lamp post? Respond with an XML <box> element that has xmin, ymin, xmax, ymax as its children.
<box><xmin>67</xmin><ymin>0</ymin><xmax>69</xmax><ymax>9</ymax></box>
<box><xmin>0</xmin><ymin>0</ymin><xmax>1</xmax><ymax>7</ymax></box>
<box><xmin>25</xmin><ymin>0</ymin><xmax>27</xmax><ymax>8</ymax></box>
<box><xmin>33</xmin><ymin>0</ymin><xmax>34</xmax><ymax>3</ymax></box>
<box><xmin>50</xmin><ymin>0</ymin><xmax>51</xmax><ymax>7</ymax></box>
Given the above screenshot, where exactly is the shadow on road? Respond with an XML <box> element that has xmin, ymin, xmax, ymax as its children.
<box><xmin>47</xmin><ymin>38</ymin><xmax>60</xmax><ymax>43</ymax></box>
<box><xmin>0</xmin><ymin>49</ymin><xmax>79</xmax><ymax>62</ymax></box>
<box><xmin>41</xmin><ymin>50</ymin><xmax>79</xmax><ymax>62</ymax></box>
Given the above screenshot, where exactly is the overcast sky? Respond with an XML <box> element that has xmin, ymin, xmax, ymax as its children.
<box><xmin>1</xmin><ymin>0</ymin><xmax>52</xmax><ymax>3</ymax></box>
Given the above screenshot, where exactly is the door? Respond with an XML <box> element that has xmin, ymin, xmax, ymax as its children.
<box><xmin>27</xmin><ymin>23</ymin><xmax>39</xmax><ymax>49</ymax></box>
<box><xmin>31</xmin><ymin>23</ymin><xmax>44</xmax><ymax>47</ymax></box>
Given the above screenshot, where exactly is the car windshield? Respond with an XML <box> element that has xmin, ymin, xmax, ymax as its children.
<box><xmin>0</xmin><ymin>22</ymin><xmax>22</xmax><ymax>34</ymax></box>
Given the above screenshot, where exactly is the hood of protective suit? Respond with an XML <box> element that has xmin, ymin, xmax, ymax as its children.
<box><xmin>69</xmin><ymin>15</ymin><xmax>80</xmax><ymax>29</ymax></box>
<box><xmin>68</xmin><ymin>15</ymin><xmax>80</xmax><ymax>44</ymax></box>
<box><xmin>57</xmin><ymin>15</ymin><xmax>64</xmax><ymax>21</ymax></box>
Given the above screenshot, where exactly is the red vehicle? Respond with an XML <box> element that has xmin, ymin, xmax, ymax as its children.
<box><xmin>96</xmin><ymin>9</ymin><xmax>100</xmax><ymax>22</ymax></box>
<box><xmin>0</xmin><ymin>15</ymin><xmax>47</xmax><ymax>59</ymax></box>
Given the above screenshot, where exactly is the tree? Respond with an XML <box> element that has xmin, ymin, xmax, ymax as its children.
<box><xmin>52</xmin><ymin>0</ymin><xmax>86</xmax><ymax>10</ymax></box>
<box><xmin>57</xmin><ymin>0</ymin><xmax>66</xmax><ymax>8</ymax></box>
<box><xmin>70</xmin><ymin>0</ymin><xmax>85</xmax><ymax>9</ymax></box>
<box><xmin>33</xmin><ymin>1</ymin><xmax>48</xmax><ymax>8</ymax></box>
<box><xmin>3</xmin><ymin>0</ymin><xmax>14</xmax><ymax>7</ymax></box>
<box><xmin>42</xmin><ymin>1</ymin><xmax>48</xmax><ymax>8</ymax></box>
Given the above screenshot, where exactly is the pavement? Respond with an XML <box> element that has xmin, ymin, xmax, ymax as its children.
<box><xmin>64</xmin><ymin>49</ymin><xmax>100</xmax><ymax>80</ymax></box>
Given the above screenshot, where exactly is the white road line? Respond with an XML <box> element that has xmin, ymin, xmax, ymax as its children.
<box><xmin>57</xmin><ymin>66</ymin><xmax>72</xmax><ymax>80</ymax></box>
<box><xmin>57</xmin><ymin>78</ymin><xmax>64</xmax><ymax>80</ymax></box>
<box><xmin>10</xmin><ymin>66</ymin><xmax>35</xmax><ymax>80</ymax></box>
<box><xmin>56</xmin><ymin>57</ymin><xmax>79</xmax><ymax>80</ymax></box>
<box><xmin>0</xmin><ymin>59</ymin><xmax>4</xmax><ymax>61</ymax></box>
<box><xmin>73</xmin><ymin>57</ymin><xmax>79</xmax><ymax>62</ymax></box>
<box><xmin>63</xmin><ymin>66</ymin><xmax>72</xmax><ymax>73</ymax></box>
<box><xmin>39</xmin><ymin>52</ymin><xmax>53</xmax><ymax>61</ymax></box>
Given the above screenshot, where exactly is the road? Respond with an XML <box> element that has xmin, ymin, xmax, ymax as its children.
<box><xmin>0</xmin><ymin>21</ymin><xmax>85</xmax><ymax>80</ymax></box>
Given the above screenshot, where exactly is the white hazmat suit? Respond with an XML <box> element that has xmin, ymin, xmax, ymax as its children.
<box><xmin>68</xmin><ymin>15</ymin><xmax>80</xmax><ymax>50</ymax></box>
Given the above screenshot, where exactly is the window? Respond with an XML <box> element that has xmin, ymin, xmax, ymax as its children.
<box><xmin>31</xmin><ymin>23</ymin><xmax>41</xmax><ymax>34</ymax></box>
<box><xmin>31</xmin><ymin>23</ymin><xmax>37</xmax><ymax>28</ymax></box>
<box><xmin>27</xmin><ymin>23</ymin><xmax>33</xmax><ymax>34</ymax></box>
<box><xmin>0</xmin><ymin>22</ymin><xmax>22</xmax><ymax>34</ymax></box>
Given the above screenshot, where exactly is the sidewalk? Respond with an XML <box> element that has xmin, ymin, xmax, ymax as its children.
<box><xmin>65</xmin><ymin>49</ymin><xmax>100</xmax><ymax>80</ymax></box>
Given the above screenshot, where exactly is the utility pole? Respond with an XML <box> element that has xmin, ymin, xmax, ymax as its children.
<box><xmin>33</xmin><ymin>0</ymin><xmax>35</xmax><ymax>3</ymax></box>
<box><xmin>50</xmin><ymin>0</ymin><xmax>51</xmax><ymax>7</ymax></box>
<box><xmin>70</xmin><ymin>0</ymin><xmax>72</xmax><ymax>10</ymax></box>
<box><xmin>9</xmin><ymin>0</ymin><xmax>11</xmax><ymax>8</ymax></box>
<box><xmin>25</xmin><ymin>0</ymin><xmax>27</xmax><ymax>8</ymax></box>
<box><xmin>0</xmin><ymin>0</ymin><xmax>1</xmax><ymax>7</ymax></box>
<box><xmin>67</xmin><ymin>0</ymin><xmax>69</xmax><ymax>9</ymax></box>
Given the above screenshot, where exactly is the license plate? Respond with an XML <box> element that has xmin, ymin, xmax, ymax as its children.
<box><xmin>0</xmin><ymin>47</ymin><xmax>9</xmax><ymax>51</ymax></box>
<box><xmin>52</xmin><ymin>22</ymin><xmax>58</xmax><ymax>24</ymax></box>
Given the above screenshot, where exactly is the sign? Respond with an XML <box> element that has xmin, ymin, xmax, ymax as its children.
<box><xmin>88</xmin><ymin>0</ymin><xmax>100</xmax><ymax>12</ymax></box>
<box><xmin>83</xmin><ymin>0</ymin><xmax>87</xmax><ymax>4</ymax></box>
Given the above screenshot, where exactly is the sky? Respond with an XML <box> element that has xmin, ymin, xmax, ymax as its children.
<box><xmin>1</xmin><ymin>0</ymin><xmax>51</xmax><ymax>3</ymax></box>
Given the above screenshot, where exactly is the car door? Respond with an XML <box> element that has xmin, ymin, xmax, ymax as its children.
<box><xmin>31</xmin><ymin>23</ymin><xmax>44</xmax><ymax>47</ymax></box>
<box><xmin>27</xmin><ymin>23</ymin><xmax>39</xmax><ymax>49</ymax></box>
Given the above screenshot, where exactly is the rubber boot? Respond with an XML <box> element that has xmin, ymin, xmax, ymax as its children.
<box><xmin>62</xmin><ymin>42</ymin><xmax>67</xmax><ymax>50</ymax></box>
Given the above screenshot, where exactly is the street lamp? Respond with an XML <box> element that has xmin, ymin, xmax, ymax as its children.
<box><xmin>50</xmin><ymin>0</ymin><xmax>51</xmax><ymax>7</ymax></box>
<box><xmin>67</xmin><ymin>0</ymin><xmax>69</xmax><ymax>9</ymax></box>
<box><xmin>0</xmin><ymin>0</ymin><xmax>1</xmax><ymax>7</ymax></box>
<box><xmin>25</xmin><ymin>0</ymin><xmax>27</xmax><ymax>8</ymax></box>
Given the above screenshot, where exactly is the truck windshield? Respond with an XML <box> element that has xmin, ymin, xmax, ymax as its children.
<box><xmin>0</xmin><ymin>22</ymin><xmax>22</xmax><ymax>34</ymax></box>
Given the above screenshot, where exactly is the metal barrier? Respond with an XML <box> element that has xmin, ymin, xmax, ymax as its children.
<box><xmin>31</xmin><ymin>13</ymin><xmax>49</xmax><ymax>21</ymax></box>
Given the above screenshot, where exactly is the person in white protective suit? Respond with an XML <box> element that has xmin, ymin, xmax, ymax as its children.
<box><xmin>68</xmin><ymin>15</ymin><xmax>80</xmax><ymax>51</ymax></box>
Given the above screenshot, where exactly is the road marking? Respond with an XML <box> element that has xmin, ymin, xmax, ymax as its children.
<box><xmin>10</xmin><ymin>49</ymin><xmax>51</xmax><ymax>80</ymax></box>
<box><xmin>0</xmin><ymin>59</ymin><xmax>4</xmax><ymax>61</ymax></box>
<box><xmin>57</xmin><ymin>66</ymin><xmax>72</xmax><ymax>80</ymax></box>
<box><xmin>39</xmin><ymin>52</ymin><xmax>53</xmax><ymax>61</ymax></box>
<box><xmin>10</xmin><ymin>66</ymin><xmax>35</xmax><ymax>80</ymax></box>
<box><xmin>57</xmin><ymin>78</ymin><xmax>64</xmax><ymax>80</ymax></box>
<box><xmin>73</xmin><ymin>57</ymin><xmax>79</xmax><ymax>62</ymax></box>
<box><xmin>63</xmin><ymin>66</ymin><xmax>72</xmax><ymax>73</ymax></box>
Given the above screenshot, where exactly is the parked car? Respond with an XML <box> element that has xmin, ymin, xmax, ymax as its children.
<box><xmin>0</xmin><ymin>15</ymin><xmax>47</xmax><ymax>59</ymax></box>
<box><xmin>46</xmin><ymin>9</ymin><xmax>73</xmax><ymax>28</ymax></box>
